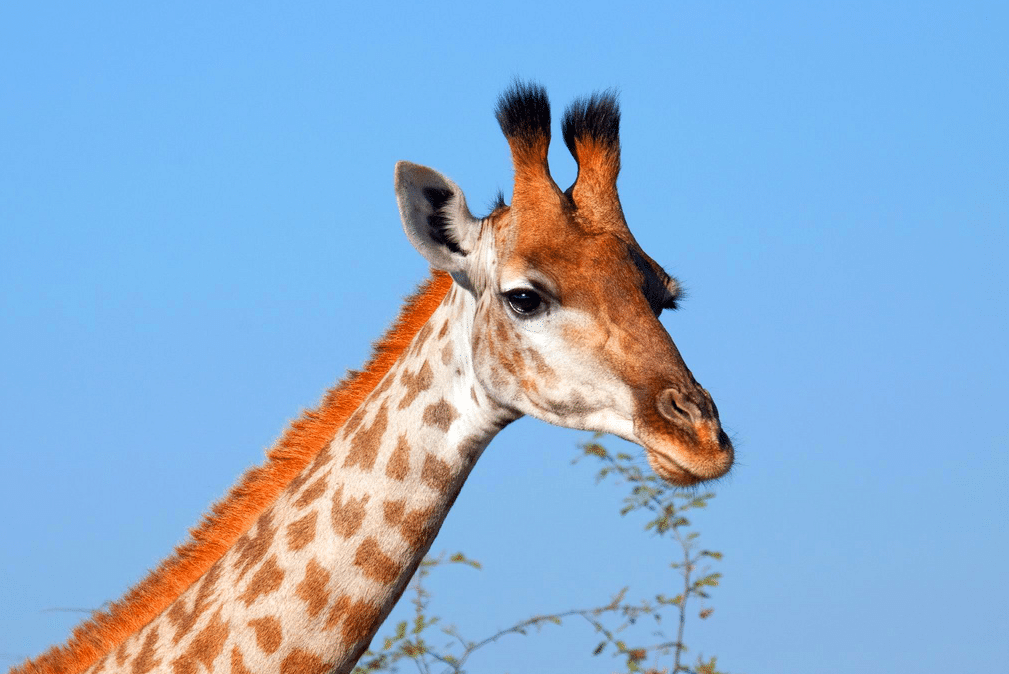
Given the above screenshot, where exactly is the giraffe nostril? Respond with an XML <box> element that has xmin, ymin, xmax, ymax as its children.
<box><xmin>656</xmin><ymin>388</ymin><xmax>703</xmax><ymax>426</ymax></box>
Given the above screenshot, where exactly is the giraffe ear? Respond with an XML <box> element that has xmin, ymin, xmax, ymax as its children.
<box><xmin>395</xmin><ymin>161</ymin><xmax>479</xmax><ymax>273</ymax></box>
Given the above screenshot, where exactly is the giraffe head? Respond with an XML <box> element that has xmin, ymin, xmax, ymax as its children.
<box><xmin>395</xmin><ymin>83</ymin><xmax>733</xmax><ymax>486</ymax></box>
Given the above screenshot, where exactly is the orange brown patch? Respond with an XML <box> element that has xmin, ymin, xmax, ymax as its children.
<box><xmin>383</xmin><ymin>499</ymin><xmax>405</xmax><ymax>525</ymax></box>
<box><xmin>422</xmin><ymin>399</ymin><xmax>458</xmax><ymax>432</ymax></box>
<box><xmin>248</xmin><ymin>616</ymin><xmax>282</xmax><ymax>655</ymax></box>
<box><xmin>409</xmin><ymin>321</ymin><xmax>435</xmax><ymax>356</ymax></box>
<box><xmin>233</xmin><ymin>512</ymin><xmax>277</xmax><ymax>582</ymax></box>
<box><xmin>295</xmin><ymin>558</ymin><xmax>331</xmax><ymax>620</ymax></box>
<box><xmin>286</xmin><ymin>511</ymin><xmax>318</xmax><ymax>552</ymax></box>
<box><xmin>286</xmin><ymin>445</ymin><xmax>332</xmax><ymax>493</ymax></box>
<box><xmin>331</xmin><ymin>485</ymin><xmax>370</xmax><ymax>538</ymax></box>
<box><xmin>231</xmin><ymin>646</ymin><xmax>252</xmax><ymax>674</ymax></box>
<box><xmin>385</xmin><ymin>434</ymin><xmax>411</xmax><ymax>481</ymax></box>
<box><xmin>325</xmin><ymin>595</ymin><xmax>384</xmax><ymax>647</ymax></box>
<box><xmin>131</xmin><ymin>627</ymin><xmax>160</xmax><ymax>674</ymax></box>
<box><xmin>114</xmin><ymin>640</ymin><xmax>129</xmax><ymax>667</ymax></box>
<box><xmin>280</xmin><ymin>649</ymin><xmax>331</xmax><ymax>674</ymax></box>
<box><xmin>343</xmin><ymin>402</ymin><xmax>389</xmax><ymax>471</ymax></box>
<box><xmin>354</xmin><ymin>537</ymin><xmax>402</xmax><ymax>585</ymax></box>
<box><xmin>172</xmin><ymin>609</ymin><xmax>228</xmax><ymax>674</ymax></box>
<box><xmin>341</xmin><ymin>409</ymin><xmax>366</xmax><ymax>440</ymax></box>
<box><xmin>397</xmin><ymin>362</ymin><xmax>434</xmax><ymax>410</ymax></box>
<box><xmin>398</xmin><ymin>505</ymin><xmax>436</xmax><ymax>550</ymax></box>
<box><xmin>372</xmin><ymin>366</ymin><xmax>397</xmax><ymax>398</ymax></box>
<box><xmin>421</xmin><ymin>453</ymin><xmax>453</xmax><ymax>493</ymax></box>
<box><xmin>168</xmin><ymin>561</ymin><xmax>223</xmax><ymax>645</ymax></box>
<box><xmin>294</xmin><ymin>474</ymin><xmax>329</xmax><ymax>509</ymax></box>
<box><xmin>239</xmin><ymin>555</ymin><xmax>284</xmax><ymax>607</ymax></box>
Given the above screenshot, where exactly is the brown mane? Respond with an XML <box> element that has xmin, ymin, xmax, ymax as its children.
<box><xmin>15</xmin><ymin>271</ymin><xmax>454</xmax><ymax>674</ymax></box>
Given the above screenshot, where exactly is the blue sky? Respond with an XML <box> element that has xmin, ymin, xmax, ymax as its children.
<box><xmin>1</xmin><ymin>2</ymin><xmax>1006</xmax><ymax>672</ymax></box>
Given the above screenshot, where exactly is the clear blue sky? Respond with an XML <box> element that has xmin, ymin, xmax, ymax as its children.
<box><xmin>1</xmin><ymin>2</ymin><xmax>1006</xmax><ymax>672</ymax></box>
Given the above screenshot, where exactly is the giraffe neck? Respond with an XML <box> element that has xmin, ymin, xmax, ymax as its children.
<box><xmin>88</xmin><ymin>282</ymin><xmax>517</xmax><ymax>674</ymax></box>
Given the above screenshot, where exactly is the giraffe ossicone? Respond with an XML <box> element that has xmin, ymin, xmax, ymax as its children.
<box><xmin>14</xmin><ymin>82</ymin><xmax>733</xmax><ymax>674</ymax></box>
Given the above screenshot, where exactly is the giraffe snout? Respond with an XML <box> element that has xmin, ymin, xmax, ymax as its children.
<box><xmin>639</xmin><ymin>384</ymin><xmax>733</xmax><ymax>486</ymax></box>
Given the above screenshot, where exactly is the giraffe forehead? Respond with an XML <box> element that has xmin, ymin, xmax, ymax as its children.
<box><xmin>496</xmin><ymin>224</ymin><xmax>645</xmax><ymax>299</ymax></box>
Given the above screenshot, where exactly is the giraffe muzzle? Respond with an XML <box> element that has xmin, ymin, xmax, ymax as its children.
<box><xmin>641</xmin><ymin>385</ymin><xmax>733</xmax><ymax>486</ymax></box>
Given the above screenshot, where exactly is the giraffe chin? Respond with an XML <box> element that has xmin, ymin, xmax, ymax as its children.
<box><xmin>639</xmin><ymin>425</ymin><xmax>734</xmax><ymax>487</ymax></box>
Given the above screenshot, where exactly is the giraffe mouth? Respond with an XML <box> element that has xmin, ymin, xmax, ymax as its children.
<box><xmin>645</xmin><ymin>448</ymin><xmax>704</xmax><ymax>486</ymax></box>
<box><xmin>637</xmin><ymin>421</ymin><xmax>734</xmax><ymax>487</ymax></box>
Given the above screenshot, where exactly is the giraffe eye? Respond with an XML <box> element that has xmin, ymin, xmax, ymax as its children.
<box><xmin>505</xmin><ymin>289</ymin><xmax>543</xmax><ymax>315</ymax></box>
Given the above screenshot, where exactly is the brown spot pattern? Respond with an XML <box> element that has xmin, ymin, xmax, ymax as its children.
<box><xmin>383</xmin><ymin>498</ymin><xmax>405</xmax><ymax>525</ymax></box>
<box><xmin>233</xmin><ymin>512</ymin><xmax>277</xmax><ymax>581</ymax></box>
<box><xmin>287</xmin><ymin>445</ymin><xmax>332</xmax><ymax>494</ymax></box>
<box><xmin>239</xmin><ymin>555</ymin><xmax>284</xmax><ymax>607</ymax></box>
<box><xmin>114</xmin><ymin>640</ymin><xmax>129</xmax><ymax>667</ymax></box>
<box><xmin>294</xmin><ymin>474</ymin><xmax>329</xmax><ymax>508</ymax></box>
<box><xmin>286</xmin><ymin>511</ymin><xmax>318</xmax><ymax>552</ymax></box>
<box><xmin>397</xmin><ymin>362</ymin><xmax>434</xmax><ymax>410</ymax></box>
<box><xmin>326</xmin><ymin>595</ymin><xmax>383</xmax><ymax>647</ymax></box>
<box><xmin>341</xmin><ymin>409</ymin><xmax>366</xmax><ymax>439</ymax></box>
<box><xmin>385</xmin><ymin>434</ymin><xmax>411</xmax><ymax>481</ymax></box>
<box><xmin>280</xmin><ymin>649</ymin><xmax>331</xmax><ymax>674</ymax></box>
<box><xmin>131</xmin><ymin>627</ymin><xmax>160</xmax><ymax>674</ymax></box>
<box><xmin>421</xmin><ymin>453</ymin><xmax>453</xmax><ymax>493</ymax></box>
<box><xmin>172</xmin><ymin>609</ymin><xmax>228</xmax><ymax>674</ymax></box>
<box><xmin>167</xmin><ymin>561</ymin><xmax>222</xmax><ymax>645</ymax></box>
<box><xmin>331</xmin><ymin>485</ymin><xmax>370</xmax><ymax>538</ymax></box>
<box><xmin>295</xmin><ymin>558</ymin><xmax>331</xmax><ymax>619</ymax></box>
<box><xmin>373</xmin><ymin>367</ymin><xmax>396</xmax><ymax>398</ymax></box>
<box><xmin>440</xmin><ymin>339</ymin><xmax>454</xmax><ymax>365</ymax></box>
<box><xmin>354</xmin><ymin>537</ymin><xmax>402</xmax><ymax>584</ymax></box>
<box><xmin>437</xmin><ymin>319</ymin><xmax>449</xmax><ymax>339</ymax></box>
<box><xmin>399</xmin><ymin>505</ymin><xmax>436</xmax><ymax>550</ymax></box>
<box><xmin>231</xmin><ymin>647</ymin><xmax>252</xmax><ymax>674</ymax></box>
<box><xmin>343</xmin><ymin>402</ymin><xmax>388</xmax><ymax>471</ymax></box>
<box><xmin>410</xmin><ymin>321</ymin><xmax>434</xmax><ymax>356</ymax></box>
<box><xmin>422</xmin><ymin>399</ymin><xmax>458</xmax><ymax>432</ymax></box>
<box><xmin>248</xmin><ymin>616</ymin><xmax>282</xmax><ymax>655</ymax></box>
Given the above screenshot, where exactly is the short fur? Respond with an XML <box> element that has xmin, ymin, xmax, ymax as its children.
<box><xmin>13</xmin><ymin>271</ymin><xmax>454</xmax><ymax>674</ymax></box>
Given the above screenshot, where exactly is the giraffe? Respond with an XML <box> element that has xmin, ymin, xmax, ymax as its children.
<box><xmin>12</xmin><ymin>83</ymin><xmax>733</xmax><ymax>674</ymax></box>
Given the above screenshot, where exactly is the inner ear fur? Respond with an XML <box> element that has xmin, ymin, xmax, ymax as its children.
<box><xmin>395</xmin><ymin>161</ymin><xmax>480</xmax><ymax>272</ymax></box>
